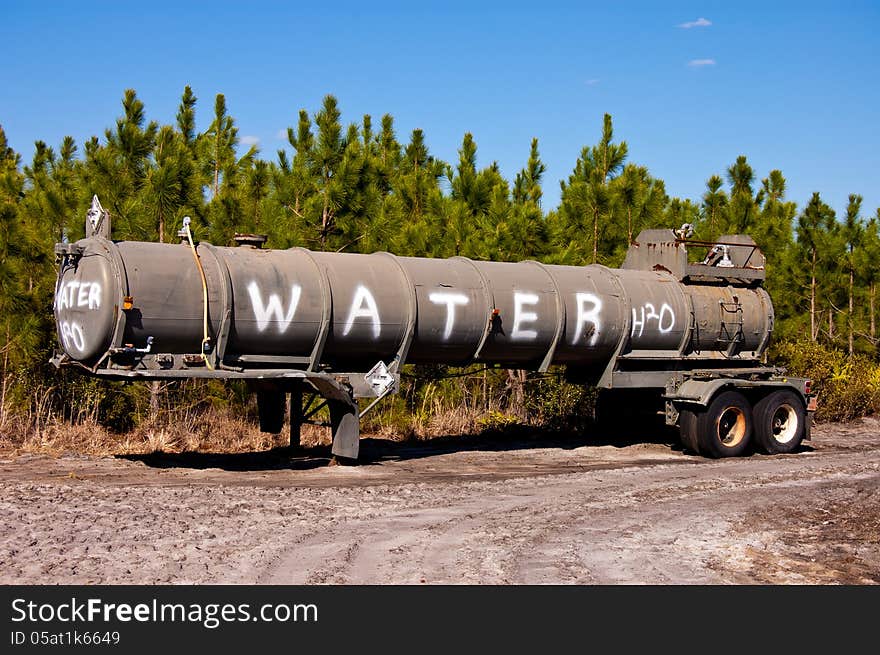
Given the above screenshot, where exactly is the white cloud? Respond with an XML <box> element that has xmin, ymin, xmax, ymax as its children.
<box><xmin>688</xmin><ymin>58</ymin><xmax>716</xmax><ymax>67</ymax></box>
<box><xmin>276</xmin><ymin>128</ymin><xmax>289</xmax><ymax>141</ymax></box>
<box><xmin>240</xmin><ymin>135</ymin><xmax>260</xmax><ymax>146</ymax></box>
<box><xmin>585</xmin><ymin>78</ymin><xmax>600</xmax><ymax>86</ymax></box>
<box><xmin>679</xmin><ymin>17</ymin><xmax>712</xmax><ymax>29</ymax></box>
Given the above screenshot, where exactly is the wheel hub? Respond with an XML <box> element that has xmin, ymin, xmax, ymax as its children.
<box><xmin>771</xmin><ymin>404</ymin><xmax>798</xmax><ymax>443</ymax></box>
<box><xmin>717</xmin><ymin>407</ymin><xmax>746</xmax><ymax>447</ymax></box>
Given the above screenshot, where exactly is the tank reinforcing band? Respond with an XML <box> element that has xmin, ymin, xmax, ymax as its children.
<box><xmin>451</xmin><ymin>255</ymin><xmax>496</xmax><ymax>362</ymax></box>
<box><xmin>524</xmin><ymin>259</ymin><xmax>566</xmax><ymax>372</ymax></box>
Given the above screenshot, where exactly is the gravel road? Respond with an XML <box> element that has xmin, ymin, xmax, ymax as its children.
<box><xmin>1</xmin><ymin>419</ymin><xmax>878</xmax><ymax>584</ymax></box>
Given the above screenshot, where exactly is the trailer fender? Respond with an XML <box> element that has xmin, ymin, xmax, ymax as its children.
<box><xmin>668</xmin><ymin>379</ymin><xmax>743</xmax><ymax>407</ymax></box>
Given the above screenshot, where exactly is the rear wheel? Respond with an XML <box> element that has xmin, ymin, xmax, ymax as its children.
<box><xmin>752</xmin><ymin>390</ymin><xmax>806</xmax><ymax>455</ymax></box>
<box><xmin>680</xmin><ymin>390</ymin><xmax>753</xmax><ymax>458</ymax></box>
<box><xmin>678</xmin><ymin>408</ymin><xmax>699</xmax><ymax>453</ymax></box>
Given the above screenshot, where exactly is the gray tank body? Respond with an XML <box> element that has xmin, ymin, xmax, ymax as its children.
<box><xmin>53</xmin><ymin>235</ymin><xmax>772</xmax><ymax>373</ymax></box>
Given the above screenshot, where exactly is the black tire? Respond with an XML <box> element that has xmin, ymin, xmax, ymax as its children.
<box><xmin>690</xmin><ymin>390</ymin><xmax>753</xmax><ymax>458</ymax></box>
<box><xmin>678</xmin><ymin>408</ymin><xmax>699</xmax><ymax>454</ymax></box>
<box><xmin>752</xmin><ymin>390</ymin><xmax>807</xmax><ymax>455</ymax></box>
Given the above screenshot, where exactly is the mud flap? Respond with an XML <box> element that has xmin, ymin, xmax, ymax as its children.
<box><xmin>329</xmin><ymin>400</ymin><xmax>360</xmax><ymax>460</ymax></box>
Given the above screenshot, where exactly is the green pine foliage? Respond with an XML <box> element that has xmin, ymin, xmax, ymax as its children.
<box><xmin>0</xmin><ymin>91</ymin><xmax>878</xmax><ymax>436</ymax></box>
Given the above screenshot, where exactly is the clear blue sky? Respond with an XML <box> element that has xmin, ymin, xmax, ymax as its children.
<box><xmin>2</xmin><ymin>1</ymin><xmax>878</xmax><ymax>218</ymax></box>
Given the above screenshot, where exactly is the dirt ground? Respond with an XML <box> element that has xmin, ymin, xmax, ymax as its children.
<box><xmin>0</xmin><ymin>418</ymin><xmax>878</xmax><ymax>585</ymax></box>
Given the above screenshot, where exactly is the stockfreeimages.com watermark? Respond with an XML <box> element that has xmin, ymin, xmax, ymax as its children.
<box><xmin>10</xmin><ymin>597</ymin><xmax>318</xmax><ymax>631</ymax></box>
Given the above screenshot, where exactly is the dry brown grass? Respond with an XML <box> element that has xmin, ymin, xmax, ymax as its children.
<box><xmin>0</xmin><ymin>411</ymin><xmax>302</xmax><ymax>457</ymax></box>
<box><xmin>0</xmin><ymin>363</ymin><xmax>545</xmax><ymax>458</ymax></box>
<box><xmin>0</xmin><ymin>402</ymin><xmax>515</xmax><ymax>458</ymax></box>
<box><xmin>362</xmin><ymin>399</ymin><xmax>510</xmax><ymax>442</ymax></box>
<box><xmin>0</xmin><ymin>370</ymin><xmax>531</xmax><ymax>458</ymax></box>
<box><xmin>362</xmin><ymin>385</ymin><xmax>525</xmax><ymax>441</ymax></box>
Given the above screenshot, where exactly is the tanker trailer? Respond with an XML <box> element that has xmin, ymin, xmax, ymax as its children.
<box><xmin>51</xmin><ymin>196</ymin><xmax>816</xmax><ymax>460</ymax></box>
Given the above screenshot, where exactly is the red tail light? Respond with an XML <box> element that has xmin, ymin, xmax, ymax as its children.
<box><xmin>804</xmin><ymin>379</ymin><xmax>812</xmax><ymax>395</ymax></box>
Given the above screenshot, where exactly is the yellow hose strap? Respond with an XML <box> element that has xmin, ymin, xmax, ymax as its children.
<box><xmin>183</xmin><ymin>220</ymin><xmax>214</xmax><ymax>371</ymax></box>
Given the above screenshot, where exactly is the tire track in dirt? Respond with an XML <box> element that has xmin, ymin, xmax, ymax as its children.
<box><xmin>254</xmin><ymin>449</ymin><xmax>880</xmax><ymax>584</ymax></box>
<box><xmin>1</xmin><ymin>419</ymin><xmax>878</xmax><ymax>584</ymax></box>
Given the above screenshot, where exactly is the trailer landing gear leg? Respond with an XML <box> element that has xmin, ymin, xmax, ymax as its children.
<box><xmin>329</xmin><ymin>399</ymin><xmax>360</xmax><ymax>462</ymax></box>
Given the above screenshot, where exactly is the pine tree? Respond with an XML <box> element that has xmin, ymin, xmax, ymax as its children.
<box><xmin>842</xmin><ymin>194</ymin><xmax>864</xmax><ymax>354</ymax></box>
<box><xmin>558</xmin><ymin>114</ymin><xmax>627</xmax><ymax>264</ymax></box>
<box><xmin>22</xmin><ymin>138</ymin><xmax>80</xmax><ymax>243</ymax></box>
<box><xmin>617</xmin><ymin>164</ymin><xmax>654</xmax><ymax>245</ymax></box>
<box><xmin>796</xmin><ymin>193</ymin><xmax>837</xmax><ymax>341</ymax></box>
<box><xmin>173</xmin><ymin>86</ymin><xmax>205</xmax><ymax>229</ymax></box>
<box><xmin>725</xmin><ymin>155</ymin><xmax>757</xmax><ymax>233</ymax></box>
<box><xmin>104</xmin><ymin>89</ymin><xmax>158</xmax><ymax>195</ymax></box>
<box><xmin>244</xmin><ymin>160</ymin><xmax>270</xmax><ymax>232</ymax></box>
<box><xmin>397</xmin><ymin>129</ymin><xmax>444</xmax><ymax>237</ymax></box>
<box><xmin>666</xmin><ymin>198</ymin><xmax>701</xmax><ymax>233</ymax></box>
<box><xmin>0</xmin><ymin>128</ymin><xmax>47</xmax><ymax>423</ymax></box>
<box><xmin>176</xmin><ymin>86</ymin><xmax>197</xmax><ymax>146</ymax></box>
<box><xmin>197</xmin><ymin>95</ymin><xmax>257</xmax><ymax>245</ymax></box>
<box><xmin>701</xmin><ymin>174</ymin><xmax>727</xmax><ymax>239</ymax></box>
<box><xmin>0</xmin><ymin>128</ymin><xmax>23</xmax><ymax>424</ymax></box>
<box><xmin>450</xmin><ymin>133</ymin><xmax>492</xmax><ymax>217</ymax></box>
<box><xmin>753</xmin><ymin>171</ymin><xmax>796</xmax><ymax>257</ymax></box>
<box><xmin>203</xmin><ymin>94</ymin><xmax>237</xmax><ymax>199</ymax></box>
<box><xmin>374</xmin><ymin>114</ymin><xmax>401</xmax><ymax>195</ymax></box>
<box><xmin>857</xmin><ymin>212</ymin><xmax>880</xmax><ymax>345</ymax></box>
<box><xmin>280</xmin><ymin>109</ymin><xmax>316</xmax><ymax>228</ymax></box>
<box><xmin>144</xmin><ymin>126</ymin><xmax>182</xmax><ymax>243</ymax></box>
<box><xmin>311</xmin><ymin>95</ymin><xmax>346</xmax><ymax>246</ymax></box>
<box><xmin>513</xmin><ymin>138</ymin><xmax>545</xmax><ymax>207</ymax></box>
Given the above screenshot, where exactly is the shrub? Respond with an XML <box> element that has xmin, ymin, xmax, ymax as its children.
<box><xmin>524</xmin><ymin>373</ymin><xmax>598</xmax><ymax>432</ymax></box>
<box><xmin>770</xmin><ymin>339</ymin><xmax>880</xmax><ymax>422</ymax></box>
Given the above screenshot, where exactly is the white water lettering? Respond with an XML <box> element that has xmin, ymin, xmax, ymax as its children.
<box><xmin>512</xmin><ymin>292</ymin><xmax>539</xmax><ymax>340</ymax></box>
<box><xmin>56</xmin><ymin>280</ymin><xmax>102</xmax><ymax>311</ymax></box>
<box><xmin>248</xmin><ymin>282</ymin><xmax>302</xmax><ymax>333</ymax></box>
<box><xmin>343</xmin><ymin>285</ymin><xmax>381</xmax><ymax>339</ymax></box>
<box><xmin>59</xmin><ymin>321</ymin><xmax>86</xmax><ymax>352</ymax></box>
<box><xmin>573</xmin><ymin>292</ymin><xmax>602</xmax><ymax>346</ymax></box>
<box><xmin>631</xmin><ymin>302</ymin><xmax>676</xmax><ymax>337</ymax></box>
<box><xmin>428</xmin><ymin>292</ymin><xmax>469</xmax><ymax>340</ymax></box>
